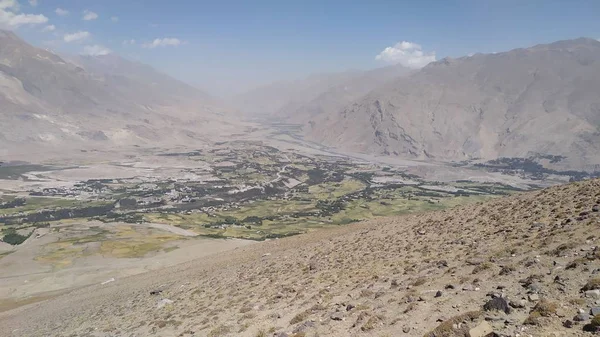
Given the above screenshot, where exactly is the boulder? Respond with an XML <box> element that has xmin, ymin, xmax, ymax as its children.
<box><xmin>483</xmin><ymin>297</ymin><xmax>511</xmax><ymax>314</ymax></box>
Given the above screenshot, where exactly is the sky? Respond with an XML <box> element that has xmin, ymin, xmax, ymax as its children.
<box><xmin>2</xmin><ymin>0</ymin><xmax>600</xmax><ymax>96</ymax></box>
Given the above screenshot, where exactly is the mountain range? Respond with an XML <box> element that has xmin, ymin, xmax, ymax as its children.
<box><xmin>0</xmin><ymin>30</ymin><xmax>238</xmax><ymax>154</ymax></box>
<box><xmin>237</xmin><ymin>38</ymin><xmax>600</xmax><ymax>171</ymax></box>
<box><xmin>305</xmin><ymin>38</ymin><xmax>600</xmax><ymax>171</ymax></box>
<box><xmin>2</xmin><ymin>29</ymin><xmax>600</xmax><ymax>171</ymax></box>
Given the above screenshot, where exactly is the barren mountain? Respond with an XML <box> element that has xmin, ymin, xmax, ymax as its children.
<box><xmin>306</xmin><ymin>38</ymin><xmax>600</xmax><ymax>171</ymax></box>
<box><xmin>233</xmin><ymin>65</ymin><xmax>410</xmax><ymax>121</ymax></box>
<box><xmin>0</xmin><ymin>30</ymin><xmax>238</xmax><ymax>155</ymax></box>
<box><xmin>2</xmin><ymin>178</ymin><xmax>600</xmax><ymax>336</ymax></box>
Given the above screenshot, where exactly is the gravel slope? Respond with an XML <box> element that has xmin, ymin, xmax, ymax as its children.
<box><xmin>2</xmin><ymin>179</ymin><xmax>600</xmax><ymax>337</ymax></box>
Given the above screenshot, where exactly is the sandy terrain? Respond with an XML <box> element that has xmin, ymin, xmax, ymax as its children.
<box><xmin>0</xmin><ymin>222</ymin><xmax>254</xmax><ymax>311</ymax></box>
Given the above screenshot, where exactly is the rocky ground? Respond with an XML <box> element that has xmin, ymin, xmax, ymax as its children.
<box><xmin>1</xmin><ymin>179</ymin><xmax>600</xmax><ymax>337</ymax></box>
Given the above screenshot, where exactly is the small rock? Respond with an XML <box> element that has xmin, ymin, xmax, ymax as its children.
<box><xmin>585</xmin><ymin>290</ymin><xmax>600</xmax><ymax>299</ymax></box>
<box><xmin>445</xmin><ymin>284</ymin><xmax>455</xmax><ymax>290</ymax></box>
<box><xmin>435</xmin><ymin>291</ymin><xmax>443</xmax><ymax>298</ymax></box>
<box><xmin>403</xmin><ymin>326</ymin><xmax>411</xmax><ymax>333</ymax></box>
<box><xmin>487</xmin><ymin>292</ymin><xmax>502</xmax><ymax>298</ymax></box>
<box><xmin>467</xmin><ymin>257</ymin><xmax>485</xmax><ymax>266</ymax></box>
<box><xmin>469</xmin><ymin>321</ymin><xmax>494</xmax><ymax>337</ymax></box>
<box><xmin>510</xmin><ymin>299</ymin><xmax>526</xmax><ymax>309</ymax></box>
<box><xmin>346</xmin><ymin>304</ymin><xmax>355</xmax><ymax>311</ymax></box>
<box><xmin>583</xmin><ymin>324</ymin><xmax>600</xmax><ymax>332</ymax></box>
<box><xmin>563</xmin><ymin>320</ymin><xmax>574</xmax><ymax>328</ymax></box>
<box><xmin>591</xmin><ymin>307</ymin><xmax>600</xmax><ymax>316</ymax></box>
<box><xmin>574</xmin><ymin>313</ymin><xmax>590</xmax><ymax>321</ymax></box>
<box><xmin>592</xmin><ymin>205</ymin><xmax>599</xmax><ymax>212</ymax></box>
<box><xmin>292</xmin><ymin>321</ymin><xmax>315</xmax><ymax>334</ymax></box>
<box><xmin>483</xmin><ymin>297</ymin><xmax>511</xmax><ymax>314</ymax></box>
<box><xmin>527</xmin><ymin>283</ymin><xmax>542</xmax><ymax>294</ymax></box>
<box><xmin>150</xmin><ymin>290</ymin><xmax>163</xmax><ymax>295</ymax></box>
<box><xmin>156</xmin><ymin>298</ymin><xmax>173</xmax><ymax>309</ymax></box>
<box><xmin>528</xmin><ymin>294</ymin><xmax>540</xmax><ymax>302</ymax></box>
<box><xmin>330</xmin><ymin>312</ymin><xmax>344</xmax><ymax>321</ymax></box>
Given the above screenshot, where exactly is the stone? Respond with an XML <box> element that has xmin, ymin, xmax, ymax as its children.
<box><xmin>403</xmin><ymin>326</ymin><xmax>411</xmax><ymax>333</ymax></box>
<box><xmin>292</xmin><ymin>321</ymin><xmax>315</xmax><ymax>334</ymax></box>
<box><xmin>593</xmin><ymin>205</ymin><xmax>599</xmax><ymax>212</ymax></box>
<box><xmin>583</xmin><ymin>324</ymin><xmax>600</xmax><ymax>332</ymax></box>
<box><xmin>469</xmin><ymin>321</ymin><xmax>494</xmax><ymax>337</ymax></box>
<box><xmin>346</xmin><ymin>304</ymin><xmax>355</xmax><ymax>311</ymax></box>
<box><xmin>563</xmin><ymin>320</ymin><xmax>574</xmax><ymax>328</ymax></box>
<box><xmin>527</xmin><ymin>283</ymin><xmax>542</xmax><ymax>294</ymax></box>
<box><xmin>586</xmin><ymin>290</ymin><xmax>600</xmax><ymax>299</ymax></box>
<box><xmin>330</xmin><ymin>312</ymin><xmax>344</xmax><ymax>321</ymax></box>
<box><xmin>528</xmin><ymin>294</ymin><xmax>540</xmax><ymax>302</ymax></box>
<box><xmin>435</xmin><ymin>291</ymin><xmax>443</xmax><ymax>298</ymax></box>
<box><xmin>467</xmin><ymin>257</ymin><xmax>485</xmax><ymax>266</ymax></box>
<box><xmin>591</xmin><ymin>307</ymin><xmax>600</xmax><ymax>316</ymax></box>
<box><xmin>574</xmin><ymin>313</ymin><xmax>590</xmax><ymax>321</ymax></box>
<box><xmin>486</xmin><ymin>292</ymin><xmax>502</xmax><ymax>298</ymax></box>
<box><xmin>532</xmin><ymin>222</ymin><xmax>545</xmax><ymax>228</ymax></box>
<box><xmin>483</xmin><ymin>297</ymin><xmax>511</xmax><ymax>314</ymax></box>
<box><xmin>156</xmin><ymin>298</ymin><xmax>173</xmax><ymax>309</ymax></box>
<box><xmin>510</xmin><ymin>299</ymin><xmax>526</xmax><ymax>308</ymax></box>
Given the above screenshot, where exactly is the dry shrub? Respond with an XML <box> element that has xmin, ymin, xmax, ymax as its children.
<box><xmin>422</xmin><ymin>311</ymin><xmax>481</xmax><ymax>337</ymax></box>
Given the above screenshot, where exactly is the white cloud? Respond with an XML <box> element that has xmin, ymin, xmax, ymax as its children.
<box><xmin>122</xmin><ymin>39</ymin><xmax>136</xmax><ymax>45</ymax></box>
<box><xmin>143</xmin><ymin>37</ymin><xmax>183</xmax><ymax>48</ymax></box>
<box><xmin>0</xmin><ymin>0</ymin><xmax>48</xmax><ymax>28</ymax></box>
<box><xmin>0</xmin><ymin>0</ymin><xmax>18</xmax><ymax>10</ymax></box>
<box><xmin>82</xmin><ymin>10</ymin><xmax>98</xmax><ymax>21</ymax></box>
<box><xmin>54</xmin><ymin>8</ymin><xmax>68</xmax><ymax>16</ymax></box>
<box><xmin>111</xmin><ymin>16</ymin><xmax>118</xmax><ymax>22</ymax></box>
<box><xmin>63</xmin><ymin>31</ymin><xmax>90</xmax><ymax>42</ymax></box>
<box><xmin>28</xmin><ymin>0</ymin><xmax>36</xmax><ymax>6</ymax></box>
<box><xmin>41</xmin><ymin>24</ymin><xmax>54</xmax><ymax>32</ymax></box>
<box><xmin>375</xmin><ymin>41</ymin><xmax>436</xmax><ymax>69</ymax></box>
<box><xmin>82</xmin><ymin>44</ymin><xmax>111</xmax><ymax>56</ymax></box>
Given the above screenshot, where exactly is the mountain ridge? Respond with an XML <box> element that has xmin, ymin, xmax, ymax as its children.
<box><xmin>305</xmin><ymin>37</ymin><xmax>600</xmax><ymax>171</ymax></box>
<box><xmin>0</xmin><ymin>30</ymin><xmax>240</xmax><ymax>154</ymax></box>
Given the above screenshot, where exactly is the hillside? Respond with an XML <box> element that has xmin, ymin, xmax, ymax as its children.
<box><xmin>306</xmin><ymin>38</ymin><xmax>600</xmax><ymax>171</ymax></box>
<box><xmin>0</xmin><ymin>30</ymin><xmax>239</xmax><ymax>155</ymax></box>
<box><xmin>232</xmin><ymin>65</ymin><xmax>410</xmax><ymax>121</ymax></box>
<box><xmin>2</xmin><ymin>178</ymin><xmax>599</xmax><ymax>336</ymax></box>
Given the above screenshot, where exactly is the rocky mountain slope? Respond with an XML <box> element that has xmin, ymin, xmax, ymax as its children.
<box><xmin>2</xmin><ymin>179</ymin><xmax>600</xmax><ymax>336</ymax></box>
<box><xmin>306</xmin><ymin>38</ymin><xmax>600</xmax><ymax>171</ymax></box>
<box><xmin>0</xmin><ymin>30</ymin><xmax>238</xmax><ymax>154</ymax></box>
<box><xmin>232</xmin><ymin>65</ymin><xmax>410</xmax><ymax>120</ymax></box>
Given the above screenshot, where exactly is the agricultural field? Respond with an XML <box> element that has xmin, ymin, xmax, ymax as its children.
<box><xmin>1</xmin><ymin>141</ymin><xmax>526</xmax><ymax>245</ymax></box>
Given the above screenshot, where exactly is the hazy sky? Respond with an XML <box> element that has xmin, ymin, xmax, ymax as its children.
<box><xmin>3</xmin><ymin>0</ymin><xmax>600</xmax><ymax>95</ymax></box>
